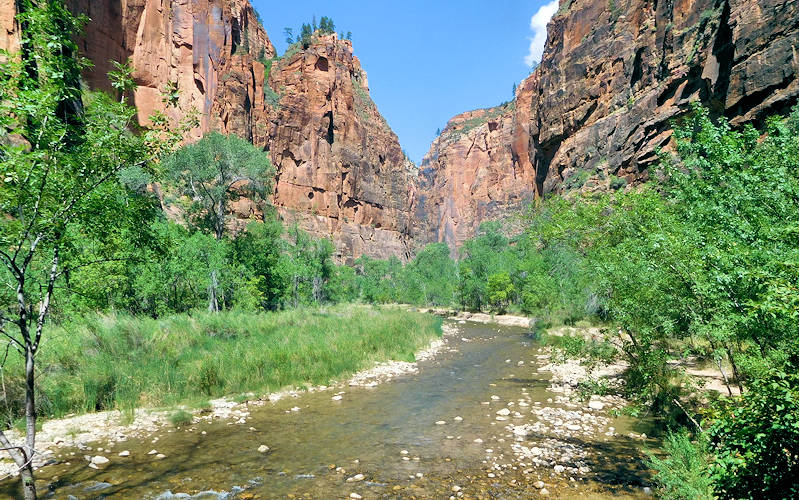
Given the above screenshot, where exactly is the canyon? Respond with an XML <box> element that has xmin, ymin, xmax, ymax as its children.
<box><xmin>3</xmin><ymin>0</ymin><xmax>798</xmax><ymax>256</ymax></box>
<box><xmin>417</xmin><ymin>0</ymin><xmax>799</xmax><ymax>249</ymax></box>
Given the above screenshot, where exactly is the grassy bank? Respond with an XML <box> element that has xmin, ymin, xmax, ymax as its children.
<box><xmin>1</xmin><ymin>305</ymin><xmax>442</xmax><ymax>426</ymax></box>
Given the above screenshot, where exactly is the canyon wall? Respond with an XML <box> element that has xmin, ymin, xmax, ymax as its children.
<box><xmin>0</xmin><ymin>0</ymin><xmax>415</xmax><ymax>261</ymax></box>
<box><xmin>263</xmin><ymin>35</ymin><xmax>417</xmax><ymax>262</ymax></box>
<box><xmin>418</xmin><ymin>0</ymin><xmax>799</xmax><ymax>249</ymax></box>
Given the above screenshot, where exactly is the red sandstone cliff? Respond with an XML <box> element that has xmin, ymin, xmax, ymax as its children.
<box><xmin>418</xmin><ymin>0</ymin><xmax>799</xmax><ymax>249</ymax></box>
<box><xmin>0</xmin><ymin>0</ymin><xmax>415</xmax><ymax>261</ymax></box>
<box><xmin>264</xmin><ymin>34</ymin><xmax>417</xmax><ymax>262</ymax></box>
<box><xmin>66</xmin><ymin>0</ymin><xmax>274</xmax><ymax>143</ymax></box>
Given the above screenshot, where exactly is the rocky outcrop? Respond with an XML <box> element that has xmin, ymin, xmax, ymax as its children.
<box><xmin>419</xmin><ymin>0</ymin><xmax>799</xmax><ymax>249</ymax></box>
<box><xmin>0</xmin><ymin>0</ymin><xmax>415</xmax><ymax>261</ymax></box>
<box><xmin>263</xmin><ymin>35</ymin><xmax>417</xmax><ymax>262</ymax></box>
<box><xmin>66</xmin><ymin>0</ymin><xmax>274</xmax><ymax>143</ymax></box>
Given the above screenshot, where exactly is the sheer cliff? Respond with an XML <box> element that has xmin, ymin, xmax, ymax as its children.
<box><xmin>418</xmin><ymin>0</ymin><xmax>799</xmax><ymax>249</ymax></box>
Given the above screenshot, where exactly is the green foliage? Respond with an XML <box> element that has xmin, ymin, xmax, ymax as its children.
<box><xmin>1</xmin><ymin>306</ymin><xmax>441</xmax><ymax>423</ymax></box>
<box><xmin>487</xmin><ymin>272</ymin><xmax>514</xmax><ymax>314</ymax></box>
<box><xmin>168</xmin><ymin>409</ymin><xmax>194</xmax><ymax>427</ymax></box>
<box><xmin>458</xmin><ymin>222</ymin><xmax>515</xmax><ymax>311</ymax></box>
<box><xmin>163</xmin><ymin>132</ymin><xmax>274</xmax><ymax>239</ymax></box>
<box><xmin>318</xmin><ymin>16</ymin><xmax>335</xmax><ymax>34</ymax></box>
<box><xmin>608</xmin><ymin>174</ymin><xmax>627</xmax><ymax>190</ymax></box>
<box><xmin>108</xmin><ymin>58</ymin><xmax>136</xmax><ymax>102</ymax></box>
<box><xmin>647</xmin><ymin>432</ymin><xmax>715</xmax><ymax>500</ymax></box>
<box><xmin>707</xmin><ymin>370</ymin><xmax>799</xmax><ymax>498</ymax></box>
<box><xmin>563</xmin><ymin>169</ymin><xmax>590</xmax><ymax>190</ymax></box>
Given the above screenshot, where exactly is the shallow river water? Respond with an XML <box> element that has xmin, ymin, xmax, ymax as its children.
<box><xmin>1</xmin><ymin>320</ymin><xmax>656</xmax><ymax>499</ymax></box>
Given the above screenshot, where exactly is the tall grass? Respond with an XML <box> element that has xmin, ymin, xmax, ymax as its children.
<box><xmin>0</xmin><ymin>305</ymin><xmax>441</xmax><ymax>426</ymax></box>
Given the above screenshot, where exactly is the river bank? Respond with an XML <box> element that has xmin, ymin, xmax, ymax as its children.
<box><xmin>2</xmin><ymin>314</ymin><xmax>656</xmax><ymax>499</ymax></box>
<box><xmin>0</xmin><ymin>306</ymin><xmax>446</xmax><ymax>478</ymax></box>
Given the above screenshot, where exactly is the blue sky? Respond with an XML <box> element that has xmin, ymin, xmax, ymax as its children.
<box><xmin>253</xmin><ymin>0</ymin><xmax>557</xmax><ymax>164</ymax></box>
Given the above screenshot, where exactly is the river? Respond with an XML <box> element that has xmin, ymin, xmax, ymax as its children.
<box><xmin>1</xmin><ymin>320</ymin><xmax>655</xmax><ymax>499</ymax></box>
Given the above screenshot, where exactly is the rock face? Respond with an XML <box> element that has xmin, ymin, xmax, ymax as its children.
<box><xmin>66</xmin><ymin>0</ymin><xmax>274</xmax><ymax>143</ymax></box>
<box><xmin>417</xmin><ymin>75</ymin><xmax>538</xmax><ymax>250</ymax></box>
<box><xmin>0</xmin><ymin>0</ymin><xmax>414</xmax><ymax>261</ymax></box>
<box><xmin>419</xmin><ymin>0</ymin><xmax>799</xmax><ymax>249</ymax></box>
<box><xmin>264</xmin><ymin>35</ymin><xmax>417</xmax><ymax>262</ymax></box>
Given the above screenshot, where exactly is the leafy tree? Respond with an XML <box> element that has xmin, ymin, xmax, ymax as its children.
<box><xmin>299</xmin><ymin>23</ymin><xmax>313</xmax><ymax>48</ymax></box>
<box><xmin>232</xmin><ymin>217</ymin><xmax>287</xmax><ymax>310</ymax></box>
<box><xmin>284</xmin><ymin>224</ymin><xmax>335</xmax><ymax>306</ymax></box>
<box><xmin>0</xmin><ymin>2</ymin><xmax>185</xmax><ymax>496</ymax></box>
<box><xmin>487</xmin><ymin>272</ymin><xmax>515</xmax><ymax>314</ymax></box>
<box><xmin>325</xmin><ymin>264</ymin><xmax>359</xmax><ymax>303</ymax></box>
<box><xmin>405</xmin><ymin>243</ymin><xmax>457</xmax><ymax>306</ymax></box>
<box><xmin>458</xmin><ymin>222</ymin><xmax>511</xmax><ymax>311</ymax></box>
<box><xmin>707</xmin><ymin>370</ymin><xmax>799</xmax><ymax>498</ymax></box>
<box><xmin>162</xmin><ymin>132</ymin><xmax>274</xmax><ymax>311</ymax></box>
<box><xmin>319</xmin><ymin>16</ymin><xmax>335</xmax><ymax>34</ymax></box>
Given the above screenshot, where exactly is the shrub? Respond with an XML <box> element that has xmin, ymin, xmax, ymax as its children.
<box><xmin>707</xmin><ymin>371</ymin><xmax>799</xmax><ymax>499</ymax></box>
<box><xmin>168</xmin><ymin>409</ymin><xmax>194</xmax><ymax>427</ymax></box>
<box><xmin>647</xmin><ymin>431</ymin><xmax>715</xmax><ymax>500</ymax></box>
<box><xmin>609</xmin><ymin>175</ymin><xmax>627</xmax><ymax>190</ymax></box>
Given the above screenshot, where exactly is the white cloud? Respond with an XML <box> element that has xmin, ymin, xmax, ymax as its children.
<box><xmin>524</xmin><ymin>0</ymin><xmax>558</xmax><ymax>67</ymax></box>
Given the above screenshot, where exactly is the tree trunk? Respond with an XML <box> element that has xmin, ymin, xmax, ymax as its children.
<box><xmin>208</xmin><ymin>269</ymin><xmax>219</xmax><ymax>312</ymax></box>
<box><xmin>0</xmin><ymin>348</ymin><xmax>38</xmax><ymax>499</ymax></box>
<box><xmin>23</xmin><ymin>346</ymin><xmax>36</xmax><ymax>499</ymax></box>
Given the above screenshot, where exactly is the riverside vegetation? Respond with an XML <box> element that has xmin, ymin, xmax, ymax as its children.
<box><xmin>1</xmin><ymin>2</ymin><xmax>798</xmax><ymax>499</ymax></box>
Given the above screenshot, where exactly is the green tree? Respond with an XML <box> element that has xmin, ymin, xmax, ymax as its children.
<box><xmin>487</xmin><ymin>272</ymin><xmax>515</xmax><ymax>314</ymax></box>
<box><xmin>0</xmin><ymin>2</ymin><xmax>181</xmax><ymax>496</ymax></box>
<box><xmin>405</xmin><ymin>243</ymin><xmax>456</xmax><ymax>306</ymax></box>
<box><xmin>458</xmin><ymin>222</ymin><xmax>510</xmax><ymax>311</ymax></box>
<box><xmin>319</xmin><ymin>16</ymin><xmax>335</xmax><ymax>34</ymax></box>
<box><xmin>162</xmin><ymin>132</ymin><xmax>274</xmax><ymax>311</ymax></box>
<box><xmin>232</xmin><ymin>217</ymin><xmax>287</xmax><ymax>310</ymax></box>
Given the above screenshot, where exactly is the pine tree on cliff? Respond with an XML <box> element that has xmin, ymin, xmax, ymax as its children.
<box><xmin>300</xmin><ymin>23</ymin><xmax>313</xmax><ymax>48</ymax></box>
<box><xmin>319</xmin><ymin>16</ymin><xmax>335</xmax><ymax>34</ymax></box>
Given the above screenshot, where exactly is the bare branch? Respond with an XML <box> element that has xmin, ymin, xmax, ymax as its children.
<box><xmin>0</xmin><ymin>331</ymin><xmax>23</xmax><ymax>352</ymax></box>
<box><xmin>33</xmin><ymin>243</ymin><xmax>59</xmax><ymax>352</ymax></box>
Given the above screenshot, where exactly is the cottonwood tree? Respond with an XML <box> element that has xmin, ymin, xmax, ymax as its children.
<box><xmin>162</xmin><ymin>132</ymin><xmax>274</xmax><ymax>311</ymax></box>
<box><xmin>0</xmin><ymin>3</ymin><xmax>192</xmax><ymax>497</ymax></box>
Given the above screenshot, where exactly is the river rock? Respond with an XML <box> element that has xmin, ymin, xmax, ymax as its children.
<box><xmin>554</xmin><ymin>465</ymin><xmax>565</xmax><ymax>473</ymax></box>
<box><xmin>452</xmin><ymin>485</ymin><xmax>462</xmax><ymax>492</ymax></box>
<box><xmin>436</xmin><ymin>420</ymin><xmax>446</xmax><ymax>425</ymax></box>
<box><xmin>496</xmin><ymin>408</ymin><xmax>511</xmax><ymax>416</ymax></box>
<box><xmin>534</xmin><ymin>480</ymin><xmax>545</xmax><ymax>489</ymax></box>
<box><xmin>155</xmin><ymin>453</ymin><xmax>166</xmax><ymax>459</ymax></box>
<box><xmin>540</xmin><ymin>487</ymin><xmax>550</xmax><ymax>495</ymax></box>
<box><xmin>347</xmin><ymin>473</ymin><xmax>365</xmax><ymax>482</ymax></box>
<box><xmin>332</xmin><ymin>395</ymin><xmax>343</xmax><ymax>401</ymax></box>
<box><xmin>89</xmin><ymin>456</ymin><xmax>109</xmax><ymax>469</ymax></box>
<box><xmin>588</xmin><ymin>401</ymin><xmax>605</xmax><ymax>410</ymax></box>
<box><xmin>118</xmin><ymin>450</ymin><xmax>130</xmax><ymax>457</ymax></box>
<box><xmin>350</xmin><ymin>494</ymin><xmax>362</xmax><ymax>499</ymax></box>
<box><xmin>258</xmin><ymin>445</ymin><xmax>270</xmax><ymax>453</ymax></box>
<box><xmin>84</xmin><ymin>482</ymin><xmax>112</xmax><ymax>492</ymax></box>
